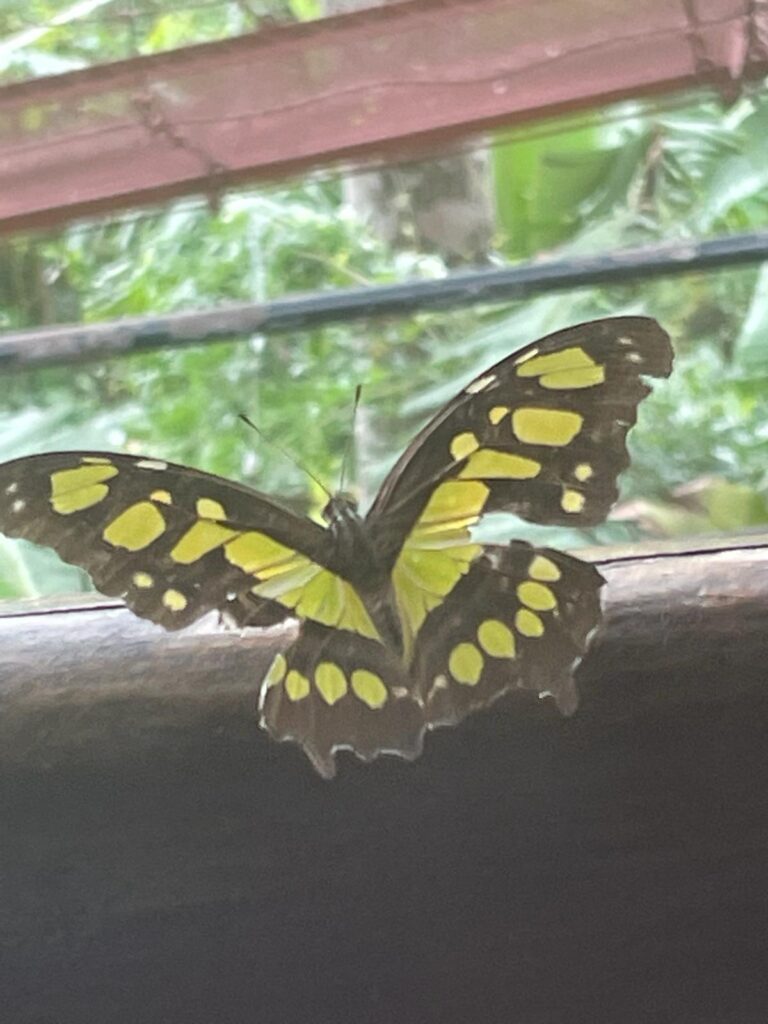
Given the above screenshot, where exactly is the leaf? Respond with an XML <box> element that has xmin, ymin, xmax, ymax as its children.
<box><xmin>734</xmin><ymin>264</ymin><xmax>768</xmax><ymax>375</ymax></box>
<box><xmin>693</xmin><ymin>102</ymin><xmax>768</xmax><ymax>230</ymax></box>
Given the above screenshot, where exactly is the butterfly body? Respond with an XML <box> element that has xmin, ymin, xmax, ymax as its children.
<box><xmin>311</xmin><ymin>492</ymin><xmax>405</xmax><ymax>653</ymax></box>
<box><xmin>0</xmin><ymin>317</ymin><xmax>673</xmax><ymax>777</ymax></box>
<box><xmin>322</xmin><ymin>492</ymin><xmax>379</xmax><ymax>582</ymax></box>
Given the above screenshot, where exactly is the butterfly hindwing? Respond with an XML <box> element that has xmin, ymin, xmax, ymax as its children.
<box><xmin>0</xmin><ymin>451</ymin><xmax>373</xmax><ymax>634</ymax></box>
<box><xmin>409</xmin><ymin>541</ymin><xmax>604</xmax><ymax>727</ymax></box>
<box><xmin>259</xmin><ymin>621</ymin><xmax>424</xmax><ymax>779</ymax></box>
<box><xmin>259</xmin><ymin>541</ymin><xmax>603</xmax><ymax>778</ymax></box>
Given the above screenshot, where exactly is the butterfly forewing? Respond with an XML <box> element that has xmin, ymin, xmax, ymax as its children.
<box><xmin>0</xmin><ymin>451</ymin><xmax>344</xmax><ymax>631</ymax></box>
<box><xmin>367</xmin><ymin>316</ymin><xmax>673</xmax><ymax>565</ymax></box>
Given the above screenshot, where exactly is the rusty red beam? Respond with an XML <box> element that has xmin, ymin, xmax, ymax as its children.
<box><xmin>0</xmin><ymin>0</ymin><xmax>766</xmax><ymax>234</ymax></box>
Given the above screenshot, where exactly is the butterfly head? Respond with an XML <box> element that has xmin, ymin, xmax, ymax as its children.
<box><xmin>322</xmin><ymin>490</ymin><xmax>378</xmax><ymax>575</ymax></box>
<box><xmin>322</xmin><ymin>491</ymin><xmax>360</xmax><ymax>525</ymax></box>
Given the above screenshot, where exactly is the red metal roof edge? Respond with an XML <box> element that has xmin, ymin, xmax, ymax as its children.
<box><xmin>0</xmin><ymin>0</ymin><xmax>765</xmax><ymax>235</ymax></box>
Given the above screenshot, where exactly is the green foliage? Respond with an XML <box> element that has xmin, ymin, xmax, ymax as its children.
<box><xmin>493</xmin><ymin>112</ymin><xmax>653</xmax><ymax>258</ymax></box>
<box><xmin>0</xmin><ymin>0</ymin><xmax>297</xmax><ymax>81</ymax></box>
<box><xmin>734</xmin><ymin>263</ymin><xmax>768</xmax><ymax>376</ymax></box>
<box><xmin>1</xmin><ymin>3</ymin><xmax>768</xmax><ymax>596</ymax></box>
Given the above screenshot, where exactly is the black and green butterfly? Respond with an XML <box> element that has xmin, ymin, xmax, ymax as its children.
<box><xmin>0</xmin><ymin>317</ymin><xmax>672</xmax><ymax>777</ymax></box>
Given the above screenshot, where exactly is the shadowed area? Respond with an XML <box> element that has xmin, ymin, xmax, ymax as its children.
<box><xmin>1</xmin><ymin>541</ymin><xmax>767</xmax><ymax>1023</ymax></box>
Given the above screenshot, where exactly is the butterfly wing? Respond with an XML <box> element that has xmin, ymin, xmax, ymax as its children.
<box><xmin>259</xmin><ymin>540</ymin><xmax>602</xmax><ymax>778</ymax></box>
<box><xmin>368</xmin><ymin>316</ymin><xmax>673</xmax><ymax>556</ymax></box>
<box><xmin>411</xmin><ymin>541</ymin><xmax>603</xmax><ymax>727</ymax></box>
<box><xmin>0</xmin><ymin>451</ymin><xmax>379</xmax><ymax>638</ymax></box>
<box><xmin>259</xmin><ymin>621</ymin><xmax>424</xmax><ymax>779</ymax></box>
<box><xmin>366</xmin><ymin>316</ymin><xmax>672</xmax><ymax>654</ymax></box>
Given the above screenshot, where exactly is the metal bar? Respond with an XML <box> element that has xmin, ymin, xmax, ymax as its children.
<box><xmin>1</xmin><ymin>230</ymin><xmax>767</xmax><ymax>370</ymax></box>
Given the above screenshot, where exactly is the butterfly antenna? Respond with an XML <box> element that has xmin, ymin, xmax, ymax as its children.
<box><xmin>238</xmin><ymin>413</ymin><xmax>332</xmax><ymax>500</ymax></box>
<box><xmin>338</xmin><ymin>384</ymin><xmax>363</xmax><ymax>494</ymax></box>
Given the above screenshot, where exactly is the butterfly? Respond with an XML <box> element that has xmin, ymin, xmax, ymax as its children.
<box><xmin>0</xmin><ymin>317</ymin><xmax>672</xmax><ymax>777</ymax></box>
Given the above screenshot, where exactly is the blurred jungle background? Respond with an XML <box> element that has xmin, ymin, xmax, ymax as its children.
<box><xmin>0</xmin><ymin>0</ymin><xmax>767</xmax><ymax>598</ymax></box>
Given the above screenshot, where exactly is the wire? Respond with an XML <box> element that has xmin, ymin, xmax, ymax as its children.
<box><xmin>1</xmin><ymin>230</ymin><xmax>767</xmax><ymax>370</ymax></box>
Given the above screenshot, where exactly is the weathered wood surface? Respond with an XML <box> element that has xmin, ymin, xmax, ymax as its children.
<box><xmin>1</xmin><ymin>541</ymin><xmax>768</xmax><ymax>1022</ymax></box>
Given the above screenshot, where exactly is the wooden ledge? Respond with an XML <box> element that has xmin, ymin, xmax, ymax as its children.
<box><xmin>2</xmin><ymin>538</ymin><xmax>767</xmax><ymax>1022</ymax></box>
<box><xmin>1</xmin><ymin>538</ymin><xmax>766</xmax><ymax>770</ymax></box>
